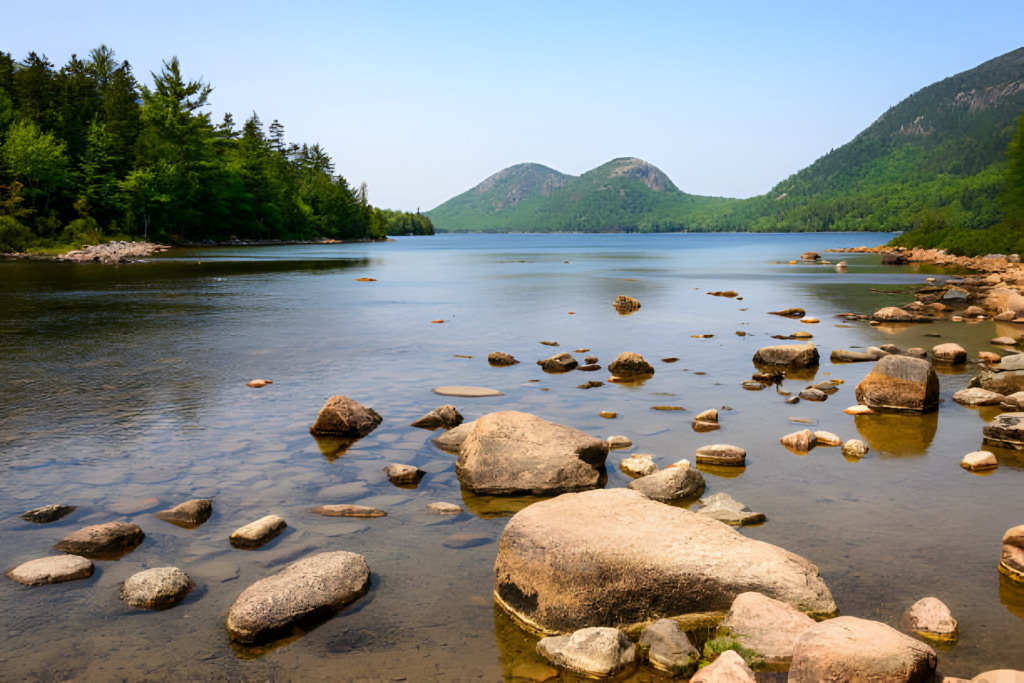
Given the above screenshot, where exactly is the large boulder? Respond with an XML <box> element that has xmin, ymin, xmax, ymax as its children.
<box><xmin>720</xmin><ymin>592</ymin><xmax>815</xmax><ymax>664</ymax></box>
<box><xmin>627</xmin><ymin>466</ymin><xmax>705</xmax><ymax>501</ymax></box>
<box><xmin>639</xmin><ymin>619</ymin><xmax>699</xmax><ymax>672</ymax></box>
<box><xmin>902</xmin><ymin>597</ymin><xmax>958</xmax><ymax>642</ymax></box>
<box><xmin>608</xmin><ymin>352</ymin><xmax>655</xmax><ymax>378</ymax></box>
<box><xmin>537</xmin><ymin>353</ymin><xmax>578</xmax><ymax>372</ymax></box>
<box><xmin>154</xmin><ymin>499</ymin><xmax>212</xmax><ymax>529</ymax></box>
<box><xmin>6</xmin><ymin>555</ymin><xmax>94</xmax><ymax>585</ymax></box>
<box><xmin>456</xmin><ymin>412</ymin><xmax>608</xmax><ymax>495</ymax></box>
<box><xmin>493</xmin><ymin>488</ymin><xmax>836</xmax><ymax>634</ymax></box>
<box><xmin>971</xmin><ymin>354</ymin><xmax>1024</xmax><ymax>395</ymax></box>
<box><xmin>752</xmin><ymin>343</ymin><xmax>819</xmax><ymax>368</ymax></box>
<box><xmin>788</xmin><ymin>617</ymin><xmax>936</xmax><ymax>682</ymax></box>
<box><xmin>410</xmin><ymin>404</ymin><xmax>464</xmax><ymax>430</ymax></box>
<box><xmin>1001</xmin><ymin>525</ymin><xmax>1024</xmax><ymax>581</ymax></box>
<box><xmin>983</xmin><ymin>413</ymin><xmax>1024</xmax><ymax>450</ymax></box>
<box><xmin>932</xmin><ymin>343</ymin><xmax>967</xmax><ymax>364</ymax></box>
<box><xmin>536</xmin><ymin>627</ymin><xmax>635</xmax><ymax>677</ymax></box>
<box><xmin>227</xmin><ymin>551</ymin><xmax>370</xmax><ymax>644</ymax></box>
<box><xmin>120</xmin><ymin>567</ymin><xmax>194</xmax><ymax>609</ymax></box>
<box><xmin>53</xmin><ymin>522</ymin><xmax>145</xmax><ymax>559</ymax></box>
<box><xmin>854</xmin><ymin>355</ymin><xmax>940</xmax><ymax>412</ymax></box>
<box><xmin>309</xmin><ymin>395</ymin><xmax>382</xmax><ymax>437</ymax></box>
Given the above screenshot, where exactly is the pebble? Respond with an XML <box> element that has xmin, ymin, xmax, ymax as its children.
<box><xmin>246</xmin><ymin>379</ymin><xmax>273</xmax><ymax>388</ymax></box>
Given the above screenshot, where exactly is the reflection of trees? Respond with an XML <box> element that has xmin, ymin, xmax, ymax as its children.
<box><xmin>854</xmin><ymin>411</ymin><xmax>938</xmax><ymax>457</ymax></box>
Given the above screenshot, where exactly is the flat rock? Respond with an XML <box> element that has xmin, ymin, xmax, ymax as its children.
<box><xmin>830</xmin><ymin>349</ymin><xmax>879</xmax><ymax>362</ymax></box>
<box><xmin>308</xmin><ymin>504</ymin><xmax>386</xmax><ymax>517</ymax></box>
<box><xmin>309</xmin><ymin>395</ymin><xmax>382</xmax><ymax>437</ymax></box>
<box><xmin>54</xmin><ymin>522</ymin><xmax>145</xmax><ymax>559</ymax></box>
<box><xmin>992</xmin><ymin>336</ymin><xmax>1018</xmax><ymax>345</ymax></box>
<box><xmin>695</xmin><ymin>444</ymin><xmax>746</xmax><ymax>466</ymax></box>
<box><xmin>430</xmin><ymin>420</ymin><xmax>475</xmax><ymax>452</ymax></box>
<box><xmin>933</xmin><ymin>343</ymin><xmax>967</xmax><ymax>364</ymax></box>
<box><xmin>1002</xmin><ymin>525</ymin><xmax>1024</xmax><ymax>579</ymax></box>
<box><xmin>608</xmin><ymin>352</ymin><xmax>654</xmax><ymax>378</ymax></box>
<box><xmin>844</xmin><ymin>405</ymin><xmax>874</xmax><ymax>415</ymax></box>
<box><xmin>971</xmin><ymin>671</ymin><xmax>1024</xmax><ymax>683</ymax></box>
<box><xmin>154</xmin><ymin>499</ymin><xmax>212</xmax><ymax>529</ymax></box>
<box><xmin>230</xmin><ymin>515</ymin><xmax>287</xmax><ymax>549</ymax></box>
<box><xmin>494</xmin><ymin>489</ymin><xmax>836</xmax><ymax>633</ymax></box>
<box><xmin>639</xmin><ymin>618</ymin><xmax>699</xmax><ymax>672</ymax></box>
<box><xmin>696</xmin><ymin>492</ymin><xmax>764</xmax><ymax>526</ymax></box>
<box><xmin>620</xmin><ymin>454</ymin><xmax>657</xmax><ymax>478</ymax></box>
<box><xmin>768</xmin><ymin>308</ymin><xmax>805</xmax><ymax>318</ymax></box>
<box><xmin>902</xmin><ymin>597</ymin><xmax>958</xmax><ymax>641</ymax></box>
<box><xmin>961</xmin><ymin>451</ymin><xmax>998</xmax><ymax>471</ymax></box>
<box><xmin>855</xmin><ymin>355</ymin><xmax>940</xmax><ymax>412</ymax></box>
<box><xmin>6</xmin><ymin>555</ymin><xmax>94</xmax><ymax>585</ymax></box>
<box><xmin>954</xmin><ymin>388</ymin><xmax>1005</xmax><ymax>406</ymax></box>
<box><xmin>721</xmin><ymin>591</ymin><xmax>815</xmax><ymax>663</ymax></box>
<box><xmin>120</xmin><ymin>567</ymin><xmax>194</xmax><ymax>609</ymax></box>
<box><xmin>799</xmin><ymin>388</ymin><xmax>827</xmax><ymax>401</ymax></box>
<box><xmin>456</xmin><ymin>411</ymin><xmax>608</xmax><ymax>495</ymax></box>
<box><xmin>537</xmin><ymin>627</ymin><xmax>635</xmax><ymax>676</ymax></box>
<box><xmin>788</xmin><ymin>616</ymin><xmax>936</xmax><ymax>682</ymax></box>
<box><xmin>577</xmin><ymin>364</ymin><xmax>601</xmax><ymax>372</ymax></box>
<box><xmin>983</xmin><ymin>413</ymin><xmax>1024</xmax><ymax>450</ymax></box>
<box><xmin>628</xmin><ymin>466</ymin><xmax>706</xmax><ymax>501</ymax></box>
<box><xmin>443</xmin><ymin>532</ymin><xmax>492</xmax><ymax>549</ymax></box>
<box><xmin>410</xmin><ymin>404</ymin><xmax>464</xmax><ymax>430</ymax></box>
<box><xmin>607</xmin><ymin>435</ymin><xmax>632</xmax><ymax>449</ymax></box>
<box><xmin>488</xmin><ymin>352</ymin><xmax>519</xmax><ymax>366</ymax></box>
<box><xmin>691</xmin><ymin>649</ymin><xmax>755</xmax><ymax>683</ymax></box>
<box><xmin>226</xmin><ymin>551</ymin><xmax>370</xmax><ymax>644</ymax></box>
<box><xmin>813</xmin><ymin>431</ymin><xmax>841</xmax><ymax>446</ymax></box>
<box><xmin>247</xmin><ymin>379</ymin><xmax>272</xmax><ymax>388</ymax></box>
<box><xmin>753</xmin><ymin>343</ymin><xmax>819</xmax><ymax>368</ymax></box>
<box><xmin>383</xmin><ymin>463</ymin><xmax>426</xmax><ymax>487</ymax></box>
<box><xmin>537</xmin><ymin>352</ymin><xmax>578</xmax><ymax>372</ymax></box>
<box><xmin>842</xmin><ymin>439</ymin><xmax>869</xmax><ymax>458</ymax></box>
<box><xmin>426</xmin><ymin>502</ymin><xmax>463</xmax><ymax>514</ymax></box>
<box><xmin>432</xmin><ymin>386</ymin><xmax>505</xmax><ymax>397</ymax></box>
<box><xmin>21</xmin><ymin>504</ymin><xmax>76</xmax><ymax>524</ymax></box>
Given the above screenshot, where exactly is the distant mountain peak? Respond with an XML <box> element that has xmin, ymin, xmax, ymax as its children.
<box><xmin>604</xmin><ymin>157</ymin><xmax>673</xmax><ymax>192</ymax></box>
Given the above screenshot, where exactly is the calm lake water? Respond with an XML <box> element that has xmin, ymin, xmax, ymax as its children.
<box><xmin>1</xmin><ymin>232</ymin><xmax>1022</xmax><ymax>681</ymax></box>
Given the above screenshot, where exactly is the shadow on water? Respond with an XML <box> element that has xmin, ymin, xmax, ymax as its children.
<box><xmin>854</xmin><ymin>411</ymin><xmax>938</xmax><ymax>457</ymax></box>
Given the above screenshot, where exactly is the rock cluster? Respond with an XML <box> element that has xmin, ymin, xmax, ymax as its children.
<box><xmin>58</xmin><ymin>241</ymin><xmax>168</xmax><ymax>264</ymax></box>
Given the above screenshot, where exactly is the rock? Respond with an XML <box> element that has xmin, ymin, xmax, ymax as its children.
<box><xmin>902</xmin><ymin>597</ymin><xmax>959</xmax><ymax>641</ymax></box>
<box><xmin>494</xmin><ymin>489</ymin><xmax>836</xmax><ymax>633</ymax></box>
<box><xmin>944</xmin><ymin>288</ymin><xmax>969</xmax><ymax>301</ymax></box>
<box><xmin>842</xmin><ymin>439</ymin><xmax>869</xmax><ymax>458</ymax></box>
<box><xmin>1001</xmin><ymin>392</ymin><xmax>1024</xmax><ymax>410</ymax></box>
<box><xmin>230</xmin><ymin>515</ymin><xmax>287</xmax><ymax>549</ymax></box>
<box><xmin>639</xmin><ymin>619</ymin><xmax>699</xmax><ymax>672</ymax></box>
<box><xmin>721</xmin><ymin>592</ymin><xmax>815</xmax><ymax>663</ymax></box>
<box><xmin>433</xmin><ymin>386</ymin><xmax>505</xmax><ymax>397</ymax></box>
<box><xmin>696</xmin><ymin>493</ymin><xmax>765</xmax><ymax>526</ymax></box>
<box><xmin>906</xmin><ymin>348</ymin><xmax>928</xmax><ymax>359</ymax></box>
<box><xmin>967</xmin><ymin>305</ymin><xmax>986</xmax><ymax>317</ymax></box>
<box><xmin>831</xmin><ymin>349</ymin><xmax>882</xmax><ymax>362</ymax></box>
<box><xmin>954</xmin><ymin>388</ymin><xmax>1005</xmax><ymax>406</ymax></box>
<box><xmin>781</xmin><ymin>429</ymin><xmax>816</xmax><ymax>453</ymax></box>
<box><xmin>971</xmin><ymin>672</ymin><xmax>1024</xmax><ymax>683</ymax></box>
<box><xmin>653</xmin><ymin>405</ymin><xmax>687</xmax><ymax>411</ymax></box>
<box><xmin>800</xmin><ymin>317</ymin><xmax>820</xmax><ymax>323</ymax></box>
<box><xmin>607</xmin><ymin>435</ymin><xmax>632</xmax><ymax>449</ymax></box>
<box><xmin>983</xmin><ymin>412</ymin><xmax>1024</xmax><ymax>449</ymax></box>
<box><xmin>695</xmin><ymin>444</ymin><xmax>746</xmax><ymax>466</ymax></box>
<box><xmin>456</xmin><ymin>412</ymin><xmax>608</xmax><ymax>495</ymax></box>
<box><xmin>154</xmin><ymin>499</ymin><xmax>212</xmax><ymax>529</ymax></box>
<box><xmin>430</xmin><ymin>420</ymin><xmax>475</xmax><ymax>452</ymax></box>
<box><xmin>691</xmin><ymin>650</ymin><xmax>755</xmax><ymax>682</ymax></box>
<box><xmin>537</xmin><ymin>352</ymin><xmax>578</xmax><ymax>372</ymax></box>
<box><xmin>442</xmin><ymin>532</ymin><xmax>491</xmax><ymax>549</ymax></box>
<box><xmin>693</xmin><ymin>420</ymin><xmax>721</xmax><ymax>433</ymax></box>
<box><xmin>742</xmin><ymin>380</ymin><xmax>765</xmax><ymax>390</ymax></box>
<box><xmin>790</xmin><ymin>330</ymin><xmax>812</xmax><ymax>338</ymax></box>
<box><xmin>813</xmin><ymin>431</ymin><xmax>841</xmax><ymax>446</ymax></box>
<box><xmin>383</xmin><ymin>463</ymin><xmax>426</xmax><ymax>487</ymax></box>
<box><xmin>308</xmin><ymin>504</ymin><xmax>386</xmax><ymax>517</ymax></box>
<box><xmin>933</xmin><ymin>343</ymin><xmax>967</xmax><ymax>363</ymax></box>
<box><xmin>801</xmin><ymin>252</ymin><xmax>820</xmax><ymax>261</ymax></box>
<box><xmin>873</xmin><ymin>307</ymin><xmax>913</xmax><ymax>322</ymax></box>
<box><xmin>1001</xmin><ymin>525</ymin><xmax>1024</xmax><ymax>581</ymax></box>
<box><xmin>707</xmin><ymin>290</ymin><xmax>740</xmax><ymax>297</ymax></box>
<box><xmin>799</xmin><ymin>388</ymin><xmax>827</xmax><ymax>401</ymax></box>
<box><xmin>426</xmin><ymin>502</ymin><xmax>463</xmax><ymax>514</ymax></box>
<box><xmin>753</xmin><ymin>343</ymin><xmax>819</xmax><ymax>368</ymax></box>
<box><xmin>5</xmin><ymin>555</ymin><xmax>94</xmax><ymax>585</ymax></box>
<box><xmin>962</xmin><ymin>451</ymin><xmax>998</xmax><ymax>471</ymax></box>
<box><xmin>613</xmin><ymin>295</ymin><xmax>641</xmax><ymax>312</ymax></box>
<box><xmin>694</xmin><ymin>408</ymin><xmax>718</xmax><ymax>423</ymax></box>
<box><xmin>410</xmin><ymin>404</ymin><xmax>464</xmax><ymax>430</ymax></box>
<box><xmin>855</xmin><ymin>355</ymin><xmax>940</xmax><ymax>412</ymax></box>
<box><xmin>247</xmin><ymin>379</ymin><xmax>272</xmax><ymax>388</ymax></box>
<box><xmin>599</xmin><ymin>411</ymin><xmax>617</xmax><ymax>419</ymax></box>
<box><xmin>768</xmin><ymin>308</ymin><xmax>806</xmax><ymax>318</ymax></box>
<box><xmin>120</xmin><ymin>567</ymin><xmax>194</xmax><ymax>609</ymax></box>
<box><xmin>226</xmin><ymin>551</ymin><xmax>370</xmax><ymax>644</ymax></box>
<box><xmin>993</xmin><ymin>336</ymin><xmax>1018</xmax><ymax>345</ymax></box>
<box><xmin>881</xmin><ymin>252</ymin><xmax>909</xmax><ymax>265</ymax></box>
<box><xmin>995</xmin><ymin>311</ymin><xmax>1019</xmax><ymax>322</ymax></box>
<box><xmin>788</xmin><ymin>616</ymin><xmax>936</xmax><ymax>682</ymax></box>
<box><xmin>536</xmin><ymin>627</ymin><xmax>635</xmax><ymax>677</ymax></box>
<box><xmin>488</xmin><ymin>352</ymin><xmax>519</xmax><ymax>366</ymax></box>
<box><xmin>662</xmin><ymin>356</ymin><xmax>679</xmax><ymax>363</ymax></box>
<box><xmin>620</xmin><ymin>454</ymin><xmax>658</xmax><ymax>478</ymax></box>
<box><xmin>628</xmin><ymin>466</ymin><xmax>706</xmax><ymax>501</ymax></box>
<box><xmin>54</xmin><ymin>522</ymin><xmax>145</xmax><ymax>559</ymax></box>
<box><xmin>812</xmin><ymin>379</ymin><xmax>843</xmax><ymax>393</ymax></box>
<box><xmin>844</xmin><ymin>405</ymin><xmax>874</xmax><ymax>415</ymax></box>
<box><xmin>540</xmin><ymin>340</ymin><xmax>559</xmax><ymax>346</ymax></box>
<box><xmin>21</xmin><ymin>504</ymin><xmax>76</xmax><ymax>524</ymax></box>
<box><xmin>608</xmin><ymin>352</ymin><xmax>655</xmax><ymax>378</ymax></box>
<box><xmin>309</xmin><ymin>395</ymin><xmax>382</xmax><ymax>438</ymax></box>
<box><xmin>584</xmin><ymin>355</ymin><xmax>598</xmax><ymax>364</ymax></box>
<box><xmin>577</xmin><ymin>364</ymin><xmax>602</xmax><ymax>372</ymax></box>
<box><xmin>668</xmin><ymin>459</ymin><xmax>691</xmax><ymax>470</ymax></box>
<box><xmin>578</xmin><ymin>380</ymin><xmax>603</xmax><ymax>389</ymax></box>
<box><xmin>980</xmin><ymin>351</ymin><xmax>1003</xmax><ymax>362</ymax></box>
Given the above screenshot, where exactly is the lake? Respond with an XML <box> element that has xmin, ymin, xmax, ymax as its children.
<box><xmin>1</xmin><ymin>232</ymin><xmax>1022</xmax><ymax>680</ymax></box>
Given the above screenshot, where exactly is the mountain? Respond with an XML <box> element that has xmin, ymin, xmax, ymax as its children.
<box><xmin>427</xmin><ymin>47</ymin><xmax>1024</xmax><ymax>234</ymax></box>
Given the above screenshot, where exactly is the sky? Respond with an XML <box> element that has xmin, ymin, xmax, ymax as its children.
<box><xmin>4</xmin><ymin>1</ymin><xmax>1024</xmax><ymax>211</ymax></box>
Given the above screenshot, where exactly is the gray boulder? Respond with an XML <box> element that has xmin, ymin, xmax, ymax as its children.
<box><xmin>696</xmin><ymin>493</ymin><xmax>765</xmax><ymax>526</ymax></box>
<box><xmin>6</xmin><ymin>555</ymin><xmax>93</xmax><ymax>585</ymax></box>
<box><xmin>537</xmin><ymin>352</ymin><xmax>578</xmax><ymax>372</ymax></box>
<box><xmin>493</xmin><ymin>488</ymin><xmax>837</xmax><ymax>634</ymax></box>
<box><xmin>120</xmin><ymin>567</ymin><xmax>194</xmax><ymax>609</ymax></box>
<box><xmin>21</xmin><ymin>504</ymin><xmax>76</xmax><ymax>524</ymax></box>
<box><xmin>628</xmin><ymin>466</ymin><xmax>705</xmax><ymax>501</ymax></box>
<box><xmin>721</xmin><ymin>591</ymin><xmax>815</xmax><ymax>663</ymax></box>
<box><xmin>983</xmin><ymin>413</ymin><xmax>1024</xmax><ymax>450</ymax></box>
<box><xmin>410</xmin><ymin>404</ymin><xmax>464</xmax><ymax>430</ymax></box>
<box><xmin>695</xmin><ymin>444</ymin><xmax>746</xmax><ymax>467</ymax></box>
<box><xmin>753</xmin><ymin>343</ymin><xmax>819</xmax><ymax>368</ymax></box>
<box><xmin>154</xmin><ymin>499</ymin><xmax>212</xmax><ymax>529</ymax></box>
<box><xmin>456</xmin><ymin>411</ymin><xmax>608</xmax><ymax>495</ymax></box>
<box><xmin>855</xmin><ymin>355</ymin><xmax>940</xmax><ymax>412</ymax></box>
<box><xmin>639</xmin><ymin>618</ymin><xmax>699</xmax><ymax>672</ymax></box>
<box><xmin>53</xmin><ymin>522</ymin><xmax>145</xmax><ymax>559</ymax></box>
<box><xmin>608</xmin><ymin>352</ymin><xmax>655</xmax><ymax>378</ymax></box>
<box><xmin>953</xmin><ymin>387</ymin><xmax>1005</xmax><ymax>406</ymax></box>
<box><xmin>309</xmin><ymin>395</ymin><xmax>382</xmax><ymax>437</ymax></box>
<box><xmin>536</xmin><ymin>627</ymin><xmax>635</xmax><ymax>677</ymax></box>
<box><xmin>430</xmin><ymin>420</ymin><xmax>475</xmax><ymax>453</ymax></box>
<box><xmin>226</xmin><ymin>551</ymin><xmax>370</xmax><ymax>644</ymax></box>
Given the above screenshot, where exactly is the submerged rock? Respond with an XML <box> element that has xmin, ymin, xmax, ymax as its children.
<box><xmin>954</xmin><ymin>388</ymin><xmax>1006</xmax><ymax>406</ymax></box>
<box><xmin>696</xmin><ymin>492</ymin><xmax>764</xmax><ymax>526</ymax></box>
<box><xmin>753</xmin><ymin>342</ymin><xmax>819</xmax><ymax>368</ymax></box>
<box><xmin>456</xmin><ymin>411</ymin><xmax>608</xmax><ymax>495</ymax></box>
<box><xmin>430</xmin><ymin>420</ymin><xmax>475</xmax><ymax>453</ymax></box>
<box><xmin>493</xmin><ymin>488</ymin><xmax>836</xmax><ymax>633</ymax></box>
<box><xmin>1001</xmin><ymin>525</ymin><xmax>1024</xmax><ymax>582</ymax></box>
<box><xmin>721</xmin><ymin>591</ymin><xmax>816</xmax><ymax>663</ymax></box>
<box><xmin>902</xmin><ymin>597</ymin><xmax>959</xmax><ymax>642</ymax></box>
<box><xmin>309</xmin><ymin>395</ymin><xmax>382</xmax><ymax>438</ymax></box>
<box><xmin>230</xmin><ymin>515</ymin><xmax>287</xmax><ymax>549</ymax></box>
<box><xmin>695</xmin><ymin>444</ymin><xmax>746</xmax><ymax>466</ymax></box>
<box><xmin>692</xmin><ymin>650</ymin><xmax>754</xmax><ymax>683</ymax></box>
<box><xmin>410</xmin><ymin>404</ymin><xmax>464</xmax><ymax>430</ymax></box>
<box><xmin>854</xmin><ymin>355</ymin><xmax>940</xmax><ymax>412</ymax></box>
<box><xmin>6</xmin><ymin>555</ymin><xmax>94</xmax><ymax>585</ymax></box>
<box><xmin>120</xmin><ymin>567</ymin><xmax>194</xmax><ymax>609</ymax></box>
<box><xmin>488</xmin><ymin>352</ymin><xmax>519</xmax><ymax>366</ymax></box>
<box><xmin>639</xmin><ymin>619</ymin><xmax>699</xmax><ymax>673</ymax></box>
<box><xmin>831</xmin><ymin>349</ymin><xmax>881</xmax><ymax>363</ymax></box>
<box><xmin>961</xmin><ymin>451</ymin><xmax>998</xmax><ymax>471</ymax></box>
<box><xmin>536</xmin><ymin>627</ymin><xmax>635</xmax><ymax>677</ymax></box>
<box><xmin>788</xmin><ymin>617</ymin><xmax>936</xmax><ymax>683</ymax></box>
<box><xmin>154</xmin><ymin>499</ymin><xmax>212</xmax><ymax>529</ymax></box>
<box><xmin>619</xmin><ymin>454</ymin><xmax>657</xmax><ymax>478</ymax></box>
<box><xmin>308</xmin><ymin>504</ymin><xmax>386</xmax><ymax>517</ymax></box>
<box><xmin>608</xmin><ymin>352</ymin><xmax>655</xmax><ymax>378</ymax></box>
<box><xmin>628</xmin><ymin>466</ymin><xmax>706</xmax><ymax>501</ymax></box>
<box><xmin>226</xmin><ymin>551</ymin><xmax>370</xmax><ymax>644</ymax></box>
<box><xmin>383</xmin><ymin>463</ymin><xmax>426</xmax><ymax>487</ymax></box>
<box><xmin>426</xmin><ymin>502</ymin><xmax>463</xmax><ymax>514</ymax></box>
<box><xmin>537</xmin><ymin>352</ymin><xmax>578</xmax><ymax>372</ymax></box>
<box><xmin>983</xmin><ymin>413</ymin><xmax>1024</xmax><ymax>450</ymax></box>
<box><xmin>21</xmin><ymin>504</ymin><xmax>76</xmax><ymax>524</ymax></box>
<box><xmin>54</xmin><ymin>522</ymin><xmax>145</xmax><ymax>559</ymax></box>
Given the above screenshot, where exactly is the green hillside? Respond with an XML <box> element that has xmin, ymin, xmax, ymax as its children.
<box><xmin>428</xmin><ymin>47</ymin><xmax>1024</xmax><ymax>235</ymax></box>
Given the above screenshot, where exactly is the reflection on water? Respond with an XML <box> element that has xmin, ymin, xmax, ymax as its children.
<box><xmin>2</xmin><ymin>233</ymin><xmax>1023</xmax><ymax>679</ymax></box>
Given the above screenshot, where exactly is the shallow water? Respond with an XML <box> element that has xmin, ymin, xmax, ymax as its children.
<box><xmin>1</xmin><ymin>233</ymin><xmax>1021</xmax><ymax>681</ymax></box>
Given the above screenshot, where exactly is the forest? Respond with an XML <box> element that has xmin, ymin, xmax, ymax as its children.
<box><xmin>0</xmin><ymin>46</ymin><xmax>432</xmax><ymax>253</ymax></box>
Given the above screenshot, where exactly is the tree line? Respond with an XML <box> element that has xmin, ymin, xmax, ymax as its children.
<box><xmin>0</xmin><ymin>46</ymin><xmax>431</xmax><ymax>252</ymax></box>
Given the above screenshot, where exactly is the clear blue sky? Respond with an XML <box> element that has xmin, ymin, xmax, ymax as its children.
<box><xmin>5</xmin><ymin>1</ymin><xmax>1024</xmax><ymax>211</ymax></box>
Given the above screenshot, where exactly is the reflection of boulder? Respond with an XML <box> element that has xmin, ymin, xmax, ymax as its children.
<box><xmin>310</xmin><ymin>434</ymin><xmax>356</xmax><ymax>462</ymax></box>
<box><xmin>459</xmin><ymin>488</ymin><xmax>555</xmax><ymax>519</ymax></box>
<box><xmin>853</xmin><ymin>412</ymin><xmax>938</xmax><ymax>457</ymax></box>
<box><xmin>494</xmin><ymin>603</ymin><xmax>551</xmax><ymax>680</ymax></box>
<box><xmin>999</xmin><ymin>570</ymin><xmax>1024</xmax><ymax>619</ymax></box>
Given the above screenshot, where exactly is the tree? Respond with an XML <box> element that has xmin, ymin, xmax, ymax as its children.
<box><xmin>1</xmin><ymin>119</ymin><xmax>69</xmax><ymax>196</ymax></box>
<box><xmin>268</xmin><ymin>119</ymin><xmax>285</xmax><ymax>155</ymax></box>
<box><xmin>1001</xmin><ymin>112</ymin><xmax>1024</xmax><ymax>228</ymax></box>
<box><xmin>80</xmin><ymin>119</ymin><xmax>122</xmax><ymax>221</ymax></box>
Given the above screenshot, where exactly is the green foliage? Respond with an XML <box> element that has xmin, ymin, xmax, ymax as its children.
<box><xmin>380</xmin><ymin>208</ymin><xmax>434</xmax><ymax>235</ymax></box>
<box><xmin>0</xmin><ymin>215</ymin><xmax>31</xmax><ymax>252</ymax></box>
<box><xmin>0</xmin><ymin>46</ymin><xmax>422</xmax><ymax>251</ymax></box>
<box><xmin>698</xmin><ymin>636</ymin><xmax>764</xmax><ymax>670</ymax></box>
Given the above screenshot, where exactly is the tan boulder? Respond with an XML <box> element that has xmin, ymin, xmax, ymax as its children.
<box><xmin>537</xmin><ymin>352</ymin><xmax>578</xmax><ymax>372</ymax></box>
<box><xmin>154</xmin><ymin>499</ymin><xmax>212</xmax><ymax>529</ymax></box>
<box><xmin>619</xmin><ymin>454</ymin><xmax>657</xmax><ymax>478</ymax></box>
<box><xmin>691</xmin><ymin>650</ymin><xmax>755</xmax><ymax>683</ymax></box>
<box><xmin>410</xmin><ymin>404</ymin><xmax>464</xmax><ymax>430</ymax></box>
<box><xmin>53</xmin><ymin>522</ymin><xmax>145</xmax><ymax>559</ymax></box>
<box><xmin>753</xmin><ymin>343</ymin><xmax>819</xmax><ymax>368</ymax></box>
<box><xmin>983</xmin><ymin>413</ymin><xmax>1024</xmax><ymax>450</ymax></box>
<box><xmin>627</xmin><ymin>466</ymin><xmax>706</xmax><ymax>501</ymax></box>
<box><xmin>971</xmin><ymin>671</ymin><xmax>1024</xmax><ymax>683</ymax></box>
<box><xmin>5</xmin><ymin>555</ymin><xmax>94</xmax><ymax>585</ymax></box>
<box><xmin>430</xmin><ymin>420</ymin><xmax>475</xmax><ymax>453</ymax></box>
<box><xmin>953</xmin><ymin>388</ymin><xmax>1005</xmax><ymax>406</ymax></box>
<box><xmin>608</xmin><ymin>352</ymin><xmax>654</xmax><ymax>378</ymax></box>
<box><xmin>721</xmin><ymin>591</ymin><xmax>815</xmax><ymax>663</ymax></box>
<box><xmin>961</xmin><ymin>451</ymin><xmax>998</xmax><ymax>471</ymax></box>
<box><xmin>120</xmin><ymin>567</ymin><xmax>194</xmax><ymax>609</ymax></box>
<box><xmin>781</xmin><ymin>429</ymin><xmax>816</xmax><ymax>453</ymax></box>
<box><xmin>933</xmin><ymin>343</ymin><xmax>967</xmax><ymax>363</ymax></box>
<box><xmin>1001</xmin><ymin>525</ymin><xmax>1024</xmax><ymax>581</ymax></box>
<box><xmin>789</xmin><ymin>617</ymin><xmax>936</xmax><ymax>682</ymax></box>
<box><xmin>854</xmin><ymin>355</ymin><xmax>940</xmax><ymax>412</ymax></box>
<box><xmin>536</xmin><ymin>627</ymin><xmax>635</xmax><ymax>677</ymax></box>
<box><xmin>230</xmin><ymin>515</ymin><xmax>286</xmax><ymax>549</ymax></box>
<box><xmin>695</xmin><ymin>444</ymin><xmax>746</xmax><ymax>466</ymax></box>
<box><xmin>902</xmin><ymin>597</ymin><xmax>958</xmax><ymax>642</ymax></box>
<box><xmin>309</xmin><ymin>395</ymin><xmax>382</xmax><ymax>438</ymax></box>
<box><xmin>812</xmin><ymin>431</ymin><xmax>841</xmax><ymax>446</ymax></box>
<box><xmin>842</xmin><ymin>439</ymin><xmax>869</xmax><ymax>458</ymax></box>
<box><xmin>613</xmin><ymin>295</ymin><xmax>641</xmax><ymax>312</ymax></box>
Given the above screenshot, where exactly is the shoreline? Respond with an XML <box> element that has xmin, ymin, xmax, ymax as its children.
<box><xmin>825</xmin><ymin>245</ymin><xmax>1022</xmax><ymax>275</ymax></box>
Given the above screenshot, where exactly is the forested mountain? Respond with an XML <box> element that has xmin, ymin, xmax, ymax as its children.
<box><xmin>0</xmin><ymin>46</ymin><xmax>430</xmax><ymax>253</ymax></box>
<box><xmin>428</xmin><ymin>47</ymin><xmax>1024</xmax><ymax>238</ymax></box>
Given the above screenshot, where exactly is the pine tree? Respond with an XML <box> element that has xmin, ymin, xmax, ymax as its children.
<box><xmin>268</xmin><ymin>119</ymin><xmax>285</xmax><ymax>154</ymax></box>
<box><xmin>1002</xmin><ymin>112</ymin><xmax>1024</xmax><ymax>228</ymax></box>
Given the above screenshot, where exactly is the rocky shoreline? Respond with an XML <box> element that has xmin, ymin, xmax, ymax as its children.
<box><xmin>825</xmin><ymin>244</ymin><xmax>1023</xmax><ymax>272</ymax></box>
